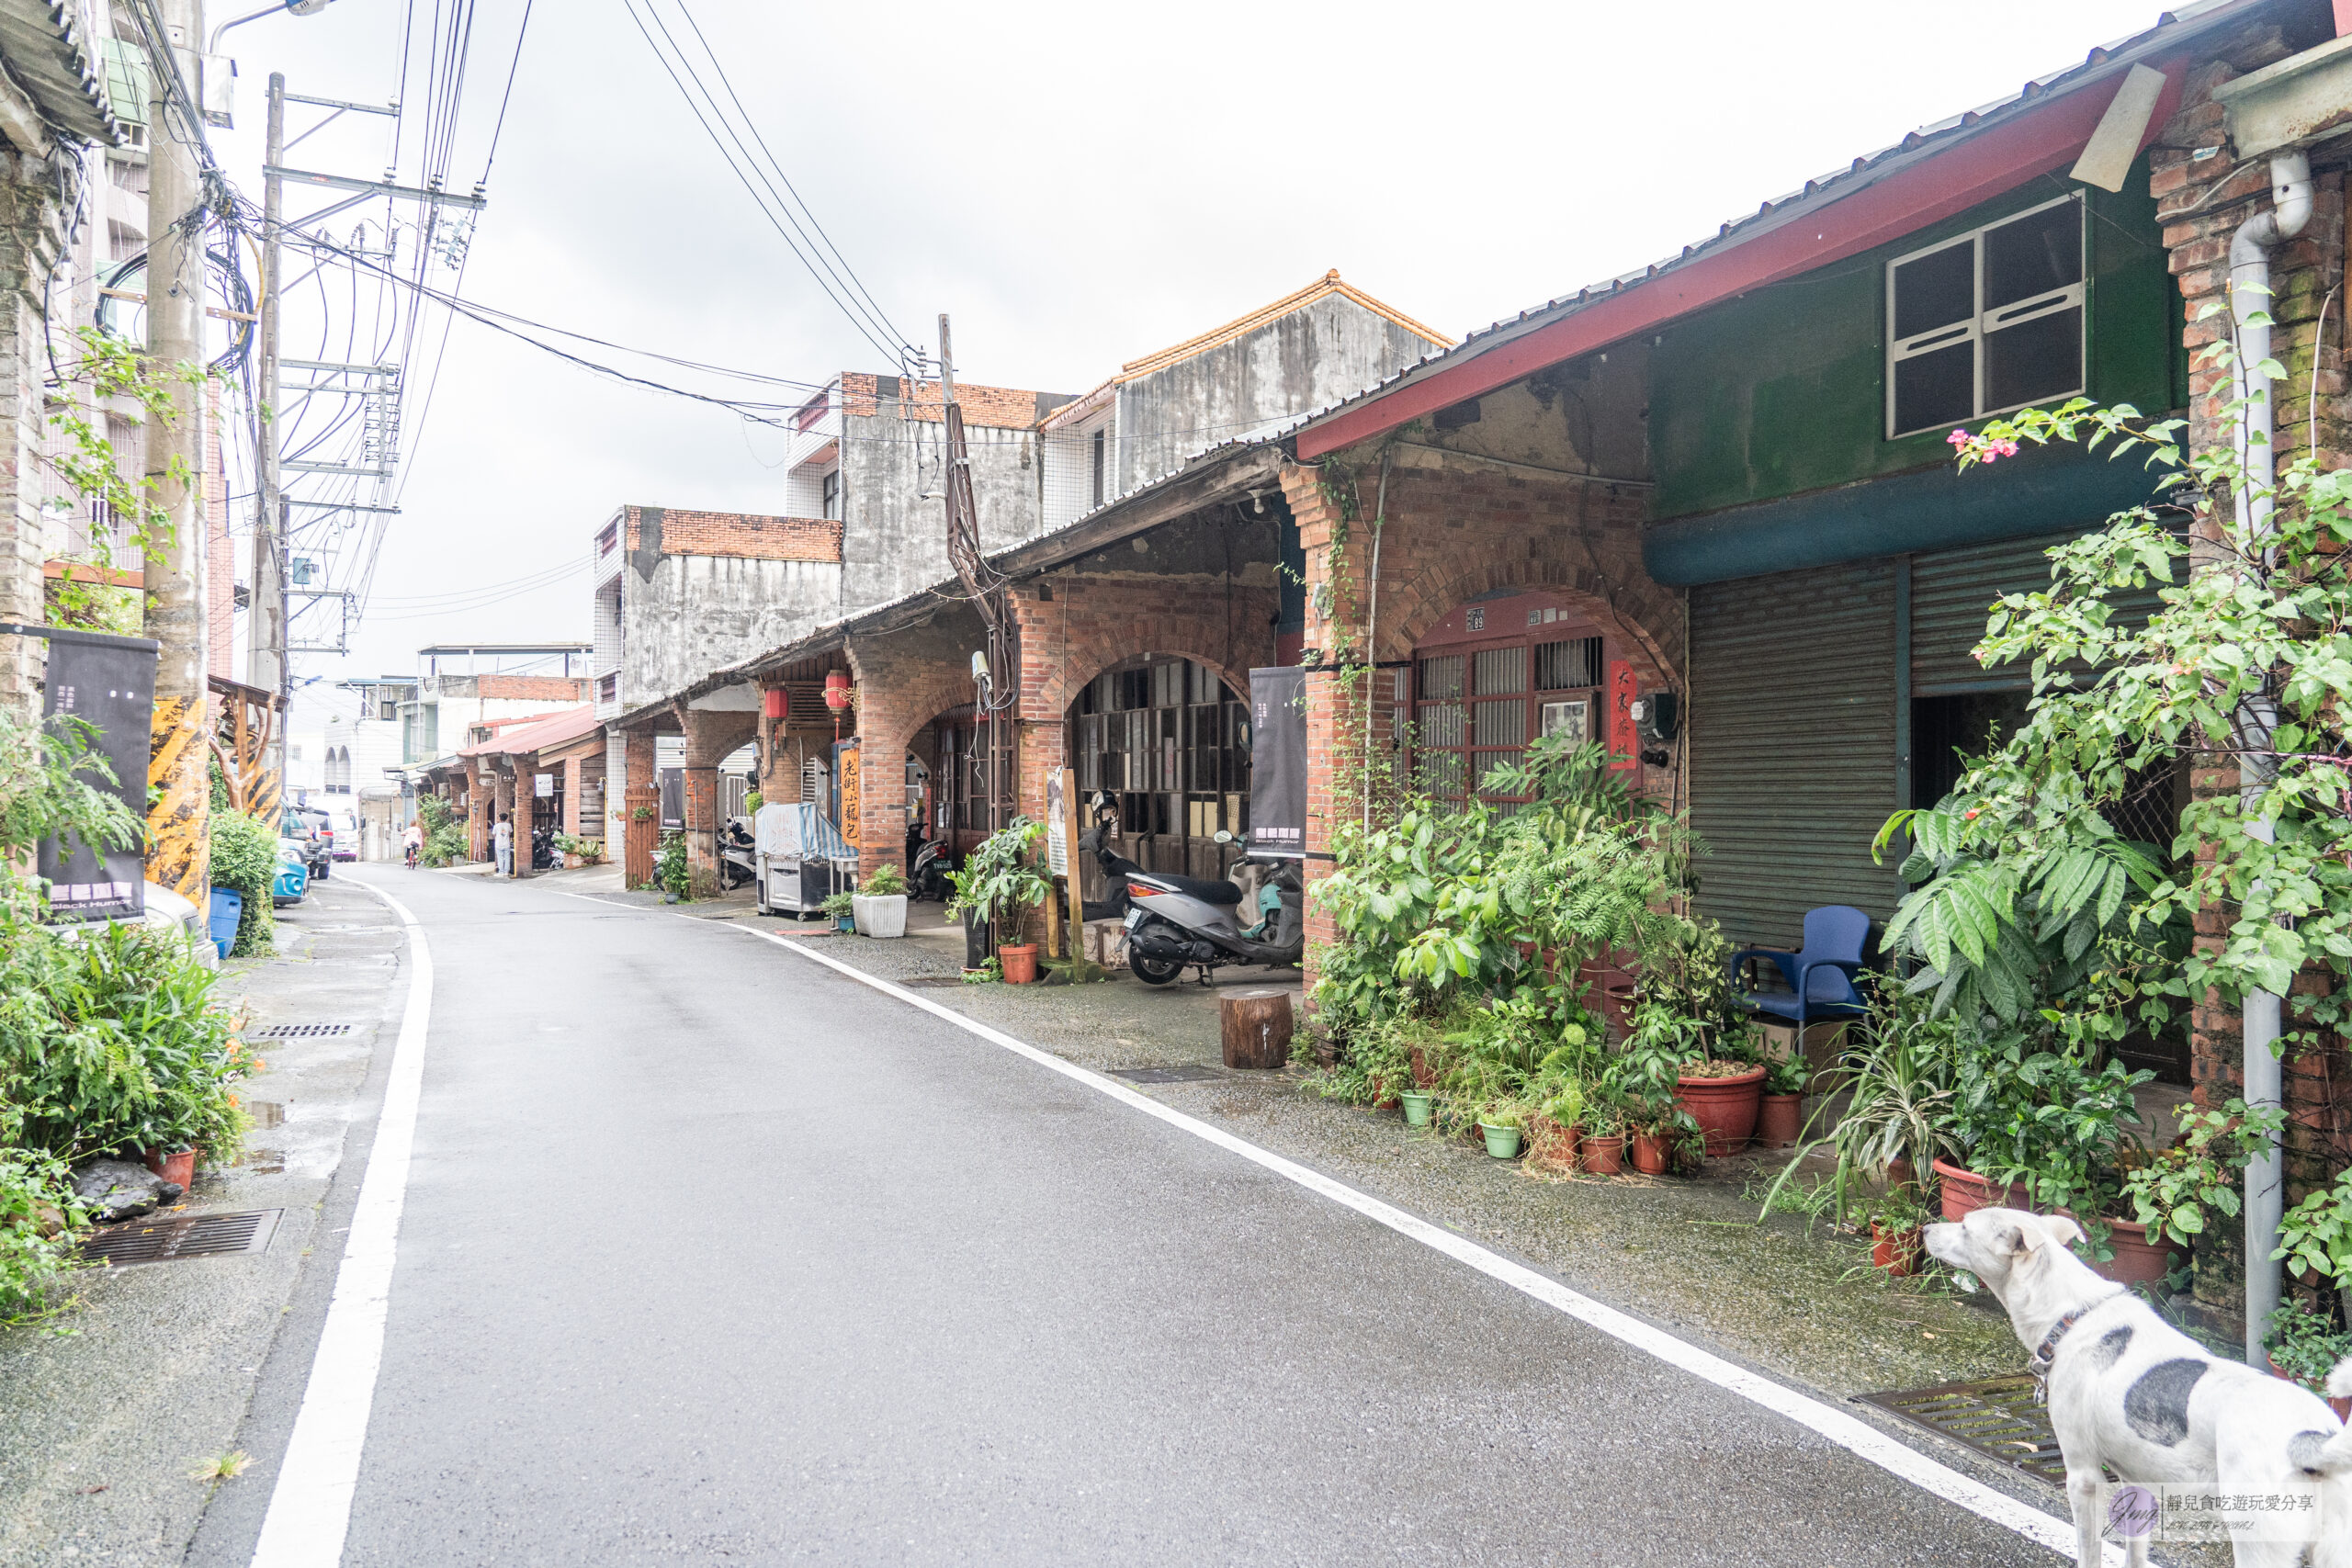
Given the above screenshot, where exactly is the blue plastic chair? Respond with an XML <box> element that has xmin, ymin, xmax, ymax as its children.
<box><xmin>1727</xmin><ymin>905</ymin><xmax>1871</xmax><ymax>1032</ymax></box>
<box><xmin>207</xmin><ymin>887</ymin><xmax>243</xmax><ymax>960</ymax></box>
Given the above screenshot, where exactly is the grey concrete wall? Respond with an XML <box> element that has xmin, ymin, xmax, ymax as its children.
<box><xmin>1115</xmin><ymin>297</ymin><xmax>1437</xmax><ymax>494</ymax></box>
<box><xmin>620</xmin><ymin>553</ymin><xmax>842</xmax><ymax>706</ymax></box>
<box><xmin>840</xmin><ymin>405</ymin><xmax>1040</xmax><ymax>611</ymax></box>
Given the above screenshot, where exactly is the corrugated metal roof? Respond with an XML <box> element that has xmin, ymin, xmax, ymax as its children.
<box><xmin>1293</xmin><ymin>0</ymin><xmax>2261</xmax><ymax>452</ymax></box>
<box><xmin>0</xmin><ymin>0</ymin><xmax>121</xmax><ymax>144</ymax></box>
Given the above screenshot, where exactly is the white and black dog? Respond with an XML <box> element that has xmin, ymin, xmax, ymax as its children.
<box><xmin>1925</xmin><ymin>1207</ymin><xmax>2352</xmax><ymax>1568</ymax></box>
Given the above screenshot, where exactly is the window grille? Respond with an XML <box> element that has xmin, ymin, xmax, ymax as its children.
<box><xmin>1887</xmin><ymin>195</ymin><xmax>2084</xmax><ymax>438</ymax></box>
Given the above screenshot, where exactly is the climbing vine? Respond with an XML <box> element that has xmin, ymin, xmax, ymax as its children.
<box><xmin>40</xmin><ymin>325</ymin><xmax>208</xmax><ymax>628</ymax></box>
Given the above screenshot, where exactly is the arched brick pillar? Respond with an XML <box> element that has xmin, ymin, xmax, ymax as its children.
<box><xmin>846</xmin><ymin>642</ymin><xmax>982</xmax><ymax>875</ymax></box>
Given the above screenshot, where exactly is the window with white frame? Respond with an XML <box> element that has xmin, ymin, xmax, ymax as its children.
<box><xmin>1886</xmin><ymin>194</ymin><xmax>2084</xmax><ymax>439</ymax></box>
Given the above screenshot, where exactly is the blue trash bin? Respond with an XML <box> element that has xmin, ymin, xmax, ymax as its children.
<box><xmin>208</xmin><ymin>887</ymin><xmax>243</xmax><ymax>959</ymax></box>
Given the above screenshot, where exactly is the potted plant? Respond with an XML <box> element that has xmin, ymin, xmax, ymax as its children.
<box><xmin>2107</xmin><ymin>1100</ymin><xmax>2285</xmax><ymax>1290</ymax></box>
<box><xmin>1675</xmin><ymin>1055</ymin><xmax>1768</xmax><ymax>1157</ymax></box>
<box><xmin>820</xmin><ymin>890</ymin><xmax>856</xmax><ymax>932</ymax></box>
<box><xmin>2275</xmin><ymin>1165</ymin><xmax>2352</xmax><ymax>1323</ymax></box>
<box><xmin>1398</xmin><ymin>1087</ymin><xmax>1435</xmax><ymax>1128</ymax></box>
<box><xmin>1529</xmin><ymin>1078</ymin><xmax>1586</xmax><ymax>1170</ymax></box>
<box><xmin>1951</xmin><ymin>1031</ymin><xmax>2149</xmax><ymax>1224</ymax></box>
<box><xmin>852</xmin><ymin>862</ymin><xmax>909</xmax><ymax>939</ymax></box>
<box><xmin>1867</xmin><ymin>1185</ymin><xmax>1929</xmax><ymax>1277</ymax></box>
<box><xmin>1757</xmin><ymin>1055</ymin><xmax>1806</xmax><ymax>1148</ymax></box>
<box><xmin>2265</xmin><ymin>1303</ymin><xmax>2352</xmax><ymax>1421</ymax></box>
<box><xmin>945</xmin><ymin>818</ymin><xmax>1051</xmax><ymax>983</ymax></box>
<box><xmin>655</xmin><ymin>831</ymin><xmax>691</xmax><ymax>903</ymax></box>
<box><xmin>1477</xmin><ymin>1104</ymin><xmax>1524</xmax><ymax>1160</ymax></box>
<box><xmin>1577</xmin><ymin>1095</ymin><xmax>1625</xmax><ymax>1176</ymax></box>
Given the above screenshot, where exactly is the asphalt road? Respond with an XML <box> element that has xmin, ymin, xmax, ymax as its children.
<box><xmin>198</xmin><ymin>865</ymin><xmax>2073</xmax><ymax>1566</ymax></box>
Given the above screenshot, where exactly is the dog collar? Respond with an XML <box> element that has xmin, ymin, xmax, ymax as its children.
<box><xmin>2029</xmin><ymin>1290</ymin><xmax>2125</xmax><ymax>1404</ymax></box>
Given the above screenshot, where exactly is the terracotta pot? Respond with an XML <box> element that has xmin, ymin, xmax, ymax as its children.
<box><xmin>1524</xmin><ymin>1116</ymin><xmax>1579</xmax><ymax>1172</ymax></box>
<box><xmin>1757</xmin><ymin>1092</ymin><xmax>1804</xmax><ymax>1149</ymax></box>
<box><xmin>1369</xmin><ymin>1075</ymin><xmax>1398</xmax><ymax>1111</ymax></box>
<box><xmin>141</xmin><ymin>1147</ymin><xmax>196</xmax><ymax>1190</ymax></box>
<box><xmin>1630</xmin><ymin>1131</ymin><xmax>1671</xmax><ymax>1176</ymax></box>
<box><xmin>1579</xmin><ymin>1134</ymin><xmax>1624</xmax><ymax>1176</ymax></box>
<box><xmin>1871</xmin><ymin>1222</ymin><xmax>1924</xmax><ymax>1278</ymax></box>
<box><xmin>2093</xmin><ymin>1217</ymin><xmax>2182</xmax><ymax>1290</ymax></box>
<box><xmin>998</xmin><ymin>942</ymin><xmax>1039</xmax><ymax>985</ymax></box>
<box><xmin>1673</xmin><ymin>1065</ymin><xmax>1767</xmax><ymax>1157</ymax></box>
<box><xmin>1932</xmin><ymin>1157</ymin><xmax>2031</xmax><ymax>1224</ymax></box>
<box><xmin>2268</xmin><ymin>1356</ymin><xmax>2352</xmax><ymax>1422</ymax></box>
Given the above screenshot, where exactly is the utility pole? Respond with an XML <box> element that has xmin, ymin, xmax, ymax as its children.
<box><xmin>249</xmin><ymin>71</ymin><xmax>287</xmax><ymax>818</ymax></box>
<box><xmin>937</xmin><ymin>314</ymin><xmax>1008</xmax><ymax>829</ymax></box>
<box><xmin>144</xmin><ymin>0</ymin><xmax>211</xmax><ymax>900</ymax></box>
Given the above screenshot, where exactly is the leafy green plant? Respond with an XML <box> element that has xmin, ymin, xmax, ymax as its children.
<box><xmin>39</xmin><ymin>326</ymin><xmax>207</xmax><ymax>628</ymax></box>
<box><xmin>2266</xmin><ymin>1302</ymin><xmax>2352</xmax><ymax>1391</ymax></box>
<box><xmin>860</xmin><ymin>863</ymin><xmax>907</xmax><ymax>897</ymax></box>
<box><xmin>745</xmin><ymin>790</ymin><xmax>763</xmax><ymax>814</ymax></box>
<box><xmin>416</xmin><ymin>795</ymin><xmax>467</xmax><ymax>867</ymax></box>
<box><xmin>0</xmin><ymin>1133</ymin><xmax>81</xmax><ymax>1319</ymax></box>
<box><xmin>2120</xmin><ymin>1100</ymin><xmax>2285</xmax><ymax>1249</ymax></box>
<box><xmin>944</xmin><ymin>818</ymin><xmax>1049</xmax><ymax>942</ymax></box>
<box><xmin>2276</xmin><ymin>1168</ymin><xmax>2352</xmax><ymax>1292</ymax></box>
<box><xmin>960</xmin><ymin>956</ymin><xmax>1001</xmax><ymax>985</ymax></box>
<box><xmin>1764</xmin><ymin>1054</ymin><xmax>1809</xmax><ymax>1097</ymax></box>
<box><xmin>656</xmin><ymin>831</ymin><xmax>691</xmax><ymax>899</ymax></box>
<box><xmin>209</xmin><ymin>811</ymin><xmax>278</xmax><ymax>955</ymax></box>
<box><xmin>0</xmin><ymin>711</ymin><xmax>143</xmax><ymax>922</ymax></box>
<box><xmin>1949</xmin><ymin>1023</ymin><xmax>2148</xmax><ymax>1213</ymax></box>
<box><xmin>551</xmin><ymin>831</ymin><xmax>603</xmax><ymax>865</ymax></box>
<box><xmin>820</xmin><ymin>891</ymin><xmax>856</xmax><ymax>919</ymax></box>
<box><xmin>1763</xmin><ymin>989</ymin><xmax>1961</xmax><ymax>1224</ymax></box>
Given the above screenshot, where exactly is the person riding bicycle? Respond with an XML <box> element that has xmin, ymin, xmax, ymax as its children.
<box><xmin>402</xmin><ymin>820</ymin><xmax>424</xmax><ymax>869</ymax></box>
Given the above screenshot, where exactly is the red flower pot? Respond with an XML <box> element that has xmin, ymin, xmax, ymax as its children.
<box><xmin>2268</xmin><ymin>1357</ymin><xmax>2352</xmax><ymax>1422</ymax></box>
<box><xmin>1932</xmin><ymin>1157</ymin><xmax>2031</xmax><ymax>1223</ymax></box>
<box><xmin>1756</xmin><ymin>1092</ymin><xmax>1803</xmax><ymax>1149</ymax></box>
<box><xmin>1673</xmin><ymin>1066</ymin><xmax>1767</xmax><ymax>1157</ymax></box>
<box><xmin>1871</xmin><ymin>1223</ymin><xmax>1924</xmax><ymax>1277</ymax></box>
<box><xmin>141</xmin><ymin>1147</ymin><xmax>196</xmax><ymax>1190</ymax></box>
<box><xmin>2092</xmin><ymin>1218</ymin><xmax>2181</xmax><ymax>1290</ymax></box>
<box><xmin>1630</xmin><ymin>1131</ymin><xmax>1671</xmax><ymax>1175</ymax></box>
<box><xmin>1579</xmin><ymin>1135</ymin><xmax>1624</xmax><ymax>1176</ymax></box>
<box><xmin>998</xmin><ymin>942</ymin><xmax>1039</xmax><ymax>984</ymax></box>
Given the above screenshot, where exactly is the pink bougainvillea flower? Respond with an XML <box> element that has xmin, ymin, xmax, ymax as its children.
<box><xmin>1948</xmin><ymin>429</ymin><xmax>1970</xmax><ymax>447</ymax></box>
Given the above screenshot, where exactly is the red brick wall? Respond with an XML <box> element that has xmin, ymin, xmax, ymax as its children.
<box><xmin>2154</xmin><ymin>24</ymin><xmax>2352</xmax><ymax>1285</ymax></box>
<box><xmin>1279</xmin><ymin>455</ymin><xmax>1679</xmax><ymax>1009</ymax></box>
<box><xmin>476</xmin><ymin>674</ymin><xmax>591</xmax><ymax>702</ymax></box>
<box><xmin>629</xmin><ymin>503</ymin><xmax>844</xmax><ymax>564</ymax></box>
<box><xmin>840</xmin><ymin>372</ymin><xmax>1044</xmax><ymax>430</ymax></box>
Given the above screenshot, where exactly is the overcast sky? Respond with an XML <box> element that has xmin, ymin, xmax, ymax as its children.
<box><xmin>210</xmin><ymin>0</ymin><xmax>2169</xmax><ymax>694</ymax></box>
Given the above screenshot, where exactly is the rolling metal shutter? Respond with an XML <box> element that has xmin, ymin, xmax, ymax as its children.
<box><xmin>1913</xmin><ymin>530</ymin><xmax>2167</xmax><ymax>694</ymax></box>
<box><xmin>1689</xmin><ymin>558</ymin><xmax>1902</xmax><ymax>950</ymax></box>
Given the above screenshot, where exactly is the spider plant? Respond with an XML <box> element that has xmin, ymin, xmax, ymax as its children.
<box><xmin>1758</xmin><ymin>989</ymin><xmax>1962</xmax><ymax>1224</ymax></box>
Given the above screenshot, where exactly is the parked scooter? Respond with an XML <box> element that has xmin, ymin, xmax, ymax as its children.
<box><xmin>1083</xmin><ymin>795</ymin><xmax>1303</xmax><ymax>986</ymax></box>
<box><xmin>530</xmin><ymin>828</ymin><xmax>559</xmax><ymax>871</ymax></box>
<box><xmin>904</xmin><ymin>823</ymin><xmax>954</xmax><ymax>902</ymax></box>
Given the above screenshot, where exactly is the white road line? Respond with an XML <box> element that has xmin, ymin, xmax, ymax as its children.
<box><xmin>719</xmin><ymin>919</ymin><xmax>2113</xmax><ymax>1566</ymax></box>
<box><xmin>248</xmin><ymin>877</ymin><xmax>434</xmax><ymax>1568</ymax></box>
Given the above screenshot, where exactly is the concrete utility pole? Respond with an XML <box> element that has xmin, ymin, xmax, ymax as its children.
<box><xmin>144</xmin><ymin>0</ymin><xmax>211</xmax><ymax>900</ymax></box>
<box><xmin>248</xmin><ymin>72</ymin><xmax>286</xmax><ymax>806</ymax></box>
<box><xmin>936</xmin><ymin>313</ymin><xmax>1007</xmax><ymax>829</ymax></box>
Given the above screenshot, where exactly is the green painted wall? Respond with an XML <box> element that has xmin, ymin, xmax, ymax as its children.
<box><xmin>1649</xmin><ymin>154</ymin><xmax>2177</xmax><ymax>522</ymax></box>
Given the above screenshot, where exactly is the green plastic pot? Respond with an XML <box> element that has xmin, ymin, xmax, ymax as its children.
<box><xmin>835</xmin><ymin>914</ymin><xmax>856</xmax><ymax>932</ymax></box>
<box><xmin>1399</xmin><ymin>1090</ymin><xmax>1433</xmax><ymax>1127</ymax></box>
<box><xmin>1479</xmin><ymin>1122</ymin><xmax>1522</xmax><ymax>1159</ymax></box>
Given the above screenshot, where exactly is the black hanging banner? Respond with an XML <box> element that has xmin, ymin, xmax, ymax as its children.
<box><xmin>1247</xmin><ymin>665</ymin><xmax>1306</xmax><ymax>860</ymax></box>
<box><xmin>33</xmin><ymin>625</ymin><xmax>158</xmax><ymax>922</ymax></box>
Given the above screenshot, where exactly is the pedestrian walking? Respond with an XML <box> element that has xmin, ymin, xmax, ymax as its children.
<box><xmin>492</xmin><ymin>813</ymin><xmax>513</xmax><ymax>876</ymax></box>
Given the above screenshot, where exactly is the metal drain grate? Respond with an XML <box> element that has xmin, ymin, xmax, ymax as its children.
<box><xmin>1859</xmin><ymin>1375</ymin><xmax>2064</xmax><ymax>1485</ymax></box>
<box><xmin>248</xmin><ymin>1023</ymin><xmax>352</xmax><ymax>1039</ymax></box>
<box><xmin>81</xmin><ymin>1209</ymin><xmax>281</xmax><ymax>1267</ymax></box>
<box><xmin>1108</xmin><ymin>1065</ymin><xmax>1221</xmax><ymax>1084</ymax></box>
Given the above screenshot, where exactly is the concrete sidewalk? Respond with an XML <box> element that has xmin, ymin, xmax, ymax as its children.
<box><xmin>0</xmin><ymin>876</ymin><xmax>407</xmax><ymax>1568</ymax></box>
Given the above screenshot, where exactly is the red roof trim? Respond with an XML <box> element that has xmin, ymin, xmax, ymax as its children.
<box><xmin>1296</xmin><ymin>56</ymin><xmax>2188</xmax><ymax>460</ymax></box>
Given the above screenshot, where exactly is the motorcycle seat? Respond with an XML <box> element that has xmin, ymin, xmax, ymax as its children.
<box><xmin>1134</xmin><ymin>871</ymin><xmax>1242</xmax><ymax>907</ymax></box>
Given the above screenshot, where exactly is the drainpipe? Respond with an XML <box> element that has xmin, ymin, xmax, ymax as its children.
<box><xmin>2228</xmin><ymin>150</ymin><xmax>2312</xmax><ymax>1365</ymax></box>
<box><xmin>1362</xmin><ymin>450</ymin><xmax>1391</xmax><ymax>834</ymax></box>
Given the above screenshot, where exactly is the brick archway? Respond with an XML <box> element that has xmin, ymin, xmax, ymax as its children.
<box><xmin>844</xmin><ymin>645</ymin><xmax>983</xmax><ymax>875</ymax></box>
<box><xmin>1011</xmin><ymin>580</ymin><xmax>1261</xmax><ymax>724</ymax></box>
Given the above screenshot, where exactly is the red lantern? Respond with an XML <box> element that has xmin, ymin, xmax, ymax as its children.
<box><xmin>822</xmin><ymin>671</ymin><xmax>852</xmax><ymax>713</ymax></box>
<box><xmin>762</xmin><ymin>686</ymin><xmax>787</xmax><ymax>718</ymax></box>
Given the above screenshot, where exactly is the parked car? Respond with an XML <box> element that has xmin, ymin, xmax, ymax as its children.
<box><xmin>325</xmin><ymin>807</ymin><xmax>361</xmax><ymax>861</ymax></box>
<box><xmin>281</xmin><ymin>818</ymin><xmax>330</xmax><ymax>881</ymax></box>
<box><xmin>272</xmin><ymin>840</ymin><xmax>310</xmax><ymax>907</ymax></box>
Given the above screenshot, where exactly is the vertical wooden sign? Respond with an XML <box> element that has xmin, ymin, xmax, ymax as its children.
<box><xmin>1608</xmin><ymin>660</ymin><xmax>1639</xmax><ymax>773</ymax></box>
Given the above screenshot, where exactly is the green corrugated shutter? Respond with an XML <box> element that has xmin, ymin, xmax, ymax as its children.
<box><xmin>1913</xmin><ymin>529</ymin><xmax>2167</xmax><ymax>694</ymax></box>
<box><xmin>101</xmin><ymin>39</ymin><xmax>148</xmax><ymax>130</ymax></box>
<box><xmin>1689</xmin><ymin>558</ymin><xmax>1901</xmax><ymax>950</ymax></box>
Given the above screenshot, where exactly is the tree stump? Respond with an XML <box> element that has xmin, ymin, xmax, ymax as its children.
<box><xmin>1221</xmin><ymin>988</ymin><xmax>1295</xmax><ymax>1069</ymax></box>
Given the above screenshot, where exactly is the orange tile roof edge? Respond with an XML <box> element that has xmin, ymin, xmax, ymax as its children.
<box><xmin>1114</xmin><ymin>270</ymin><xmax>1451</xmax><ymax>384</ymax></box>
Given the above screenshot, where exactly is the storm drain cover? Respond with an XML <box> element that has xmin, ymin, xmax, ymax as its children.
<box><xmin>1859</xmin><ymin>1375</ymin><xmax>2063</xmax><ymax>1485</ymax></box>
<box><xmin>82</xmin><ymin>1209</ymin><xmax>281</xmax><ymax>1267</ymax></box>
<box><xmin>249</xmin><ymin>1023</ymin><xmax>353</xmax><ymax>1039</ymax></box>
<box><xmin>1108</xmin><ymin>1066</ymin><xmax>1220</xmax><ymax>1085</ymax></box>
